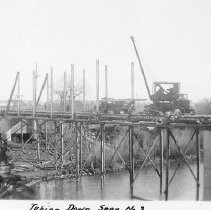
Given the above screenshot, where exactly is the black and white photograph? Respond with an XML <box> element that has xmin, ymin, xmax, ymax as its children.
<box><xmin>0</xmin><ymin>0</ymin><xmax>211</xmax><ymax>208</ymax></box>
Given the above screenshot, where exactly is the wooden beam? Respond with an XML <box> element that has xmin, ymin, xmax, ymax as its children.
<box><xmin>5</xmin><ymin>72</ymin><xmax>19</xmax><ymax>116</ymax></box>
<box><xmin>36</xmin><ymin>74</ymin><xmax>48</xmax><ymax>107</ymax></box>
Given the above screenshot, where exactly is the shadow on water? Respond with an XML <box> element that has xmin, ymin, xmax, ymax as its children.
<box><xmin>32</xmin><ymin>161</ymin><xmax>203</xmax><ymax>200</ymax></box>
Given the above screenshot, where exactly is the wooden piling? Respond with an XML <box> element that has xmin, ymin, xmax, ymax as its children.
<box><xmin>79</xmin><ymin>122</ymin><xmax>83</xmax><ymax>175</ymax></box>
<box><xmin>21</xmin><ymin>120</ymin><xmax>24</xmax><ymax>150</ymax></box>
<box><xmin>165</xmin><ymin>128</ymin><xmax>170</xmax><ymax>201</ymax></box>
<box><xmin>71</xmin><ymin>64</ymin><xmax>74</xmax><ymax>118</ymax></box>
<box><xmin>129</xmin><ymin>125</ymin><xmax>134</xmax><ymax>198</ymax></box>
<box><xmin>83</xmin><ymin>69</ymin><xmax>85</xmax><ymax>112</ymax></box>
<box><xmin>33</xmin><ymin>63</ymin><xmax>38</xmax><ymax>115</ymax></box>
<box><xmin>17</xmin><ymin>72</ymin><xmax>20</xmax><ymax>116</ymax></box>
<box><xmin>196</xmin><ymin>128</ymin><xmax>200</xmax><ymax>200</ymax></box>
<box><xmin>96</xmin><ymin>59</ymin><xmax>99</xmax><ymax>112</ymax></box>
<box><xmin>75</xmin><ymin>122</ymin><xmax>79</xmax><ymax>181</ymax></box>
<box><xmin>203</xmin><ymin>130</ymin><xmax>211</xmax><ymax>200</ymax></box>
<box><xmin>32</xmin><ymin>71</ymin><xmax>35</xmax><ymax>117</ymax></box>
<box><xmin>100</xmin><ymin>123</ymin><xmax>105</xmax><ymax>188</ymax></box>
<box><xmin>54</xmin><ymin>122</ymin><xmax>58</xmax><ymax>170</ymax></box>
<box><xmin>159</xmin><ymin>128</ymin><xmax>163</xmax><ymax>195</ymax></box>
<box><xmin>34</xmin><ymin>120</ymin><xmax>40</xmax><ymax>161</ymax></box>
<box><xmin>105</xmin><ymin>65</ymin><xmax>108</xmax><ymax>99</ymax></box>
<box><xmin>47</xmin><ymin>73</ymin><xmax>49</xmax><ymax>105</ymax></box>
<box><xmin>50</xmin><ymin>67</ymin><xmax>54</xmax><ymax>118</ymax></box>
<box><xmin>64</xmin><ymin>72</ymin><xmax>66</xmax><ymax>112</ymax></box>
<box><xmin>61</xmin><ymin>123</ymin><xmax>64</xmax><ymax>165</ymax></box>
<box><xmin>45</xmin><ymin>121</ymin><xmax>48</xmax><ymax>150</ymax></box>
<box><xmin>101</xmin><ymin>124</ymin><xmax>105</xmax><ymax>175</ymax></box>
<box><xmin>35</xmin><ymin>62</ymin><xmax>38</xmax><ymax>103</ymax></box>
<box><xmin>131</xmin><ymin>62</ymin><xmax>134</xmax><ymax>100</ymax></box>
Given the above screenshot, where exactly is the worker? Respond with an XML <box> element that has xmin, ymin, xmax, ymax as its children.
<box><xmin>173</xmin><ymin>109</ymin><xmax>182</xmax><ymax>118</ymax></box>
<box><xmin>127</xmin><ymin>104</ymin><xmax>134</xmax><ymax>114</ymax></box>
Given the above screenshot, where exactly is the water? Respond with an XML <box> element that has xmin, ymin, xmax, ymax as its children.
<box><xmin>32</xmin><ymin>161</ymin><xmax>203</xmax><ymax>200</ymax></box>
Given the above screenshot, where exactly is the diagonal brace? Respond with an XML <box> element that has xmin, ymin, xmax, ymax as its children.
<box><xmin>169</xmin><ymin>129</ymin><xmax>197</xmax><ymax>185</ymax></box>
<box><xmin>169</xmin><ymin>130</ymin><xmax>199</xmax><ymax>184</ymax></box>
<box><xmin>132</xmin><ymin>136</ymin><xmax>158</xmax><ymax>186</ymax></box>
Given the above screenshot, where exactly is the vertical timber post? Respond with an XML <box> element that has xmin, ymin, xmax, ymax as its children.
<box><xmin>102</xmin><ymin>124</ymin><xmax>106</xmax><ymax>175</ymax></box>
<box><xmin>17</xmin><ymin>72</ymin><xmax>20</xmax><ymax>116</ymax></box>
<box><xmin>75</xmin><ymin>122</ymin><xmax>79</xmax><ymax>181</ymax></box>
<box><xmin>45</xmin><ymin>122</ymin><xmax>48</xmax><ymax>150</ymax></box>
<box><xmin>101</xmin><ymin>123</ymin><xmax>105</xmax><ymax>188</ymax></box>
<box><xmin>32</xmin><ymin>67</ymin><xmax>39</xmax><ymax>161</ymax></box>
<box><xmin>83</xmin><ymin>69</ymin><xmax>85</xmax><ymax>112</ymax></box>
<box><xmin>159</xmin><ymin>128</ymin><xmax>163</xmax><ymax>195</ymax></box>
<box><xmin>71</xmin><ymin>64</ymin><xmax>74</xmax><ymax>119</ymax></box>
<box><xmin>21</xmin><ymin>120</ymin><xmax>24</xmax><ymax>151</ymax></box>
<box><xmin>196</xmin><ymin>128</ymin><xmax>200</xmax><ymax>200</ymax></box>
<box><xmin>63</xmin><ymin>72</ymin><xmax>66</xmax><ymax>112</ymax></box>
<box><xmin>105</xmin><ymin>65</ymin><xmax>108</xmax><ymax>99</ymax></box>
<box><xmin>129</xmin><ymin>63</ymin><xmax>134</xmax><ymax>198</ymax></box>
<box><xmin>54</xmin><ymin>122</ymin><xmax>57</xmax><ymax>171</ymax></box>
<box><xmin>165</xmin><ymin>128</ymin><xmax>170</xmax><ymax>201</ymax></box>
<box><xmin>50</xmin><ymin>67</ymin><xmax>53</xmax><ymax>118</ymax></box>
<box><xmin>35</xmin><ymin>62</ymin><xmax>37</xmax><ymax>105</ymax></box>
<box><xmin>129</xmin><ymin>125</ymin><xmax>134</xmax><ymax>198</ymax></box>
<box><xmin>47</xmin><ymin>73</ymin><xmax>49</xmax><ymax>106</ymax></box>
<box><xmin>37</xmin><ymin>121</ymin><xmax>40</xmax><ymax>161</ymax></box>
<box><xmin>61</xmin><ymin>123</ymin><xmax>64</xmax><ymax>166</ymax></box>
<box><xmin>32</xmin><ymin>71</ymin><xmax>35</xmax><ymax>117</ymax></box>
<box><xmin>96</xmin><ymin>59</ymin><xmax>99</xmax><ymax>112</ymax></box>
<box><xmin>34</xmin><ymin>63</ymin><xmax>38</xmax><ymax>115</ymax></box>
<box><xmin>34</xmin><ymin>120</ymin><xmax>40</xmax><ymax>161</ymax></box>
<box><xmin>79</xmin><ymin>122</ymin><xmax>83</xmax><ymax>175</ymax></box>
<box><xmin>131</xmin><ymin>62</ymin><xmax>134</xmax><ymax>100</ymax></box>
<box><xmin>203</xmin><ymin>129</ymin><xmax>211</xmax><ymax>200</ymax></box>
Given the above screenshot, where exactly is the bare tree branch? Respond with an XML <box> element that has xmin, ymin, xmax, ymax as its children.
<box><xmin>56</xmin><ymin>82</ymin><xmax>83</xmax><ymax>109</ymax></box>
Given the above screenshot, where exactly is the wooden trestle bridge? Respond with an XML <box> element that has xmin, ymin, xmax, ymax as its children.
<box><xmin>1</xmin><ymin>108</ymin><xmax>211</xmax><ymax>201</ymax></box>
<box><xmin>1</xmin><ymin>70</ymin><xmax>211</xmax><ymax>200</ymax></box>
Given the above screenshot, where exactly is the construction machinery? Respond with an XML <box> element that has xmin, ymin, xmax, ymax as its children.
<box><xmin>130</xmin><ymin>36</ymin><xmax>196</xmax><ymax>115</ymax></box>
<box><xmin>99</xmin><ymin>98</ymin><xmax>145</xmax><ymax>114</ymax></box>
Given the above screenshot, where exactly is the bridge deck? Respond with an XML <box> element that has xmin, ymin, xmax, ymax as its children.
<box><xmin>1</xmin><ymin>109</ymin><xmax>211</xmax><ymax>128</ymax></box>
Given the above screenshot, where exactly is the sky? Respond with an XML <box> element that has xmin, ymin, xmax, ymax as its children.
<box><xmin>0</xmin><ymin>0</ymin><xmax>211</xmax><ymax>103</ymax></box>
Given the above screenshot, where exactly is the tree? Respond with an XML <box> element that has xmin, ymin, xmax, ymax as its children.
<box><xmin>56</xmin><ymin>82</ymin><xmax>84</xmax><ymax>111</ymax></box>
<box><xmin>195</xmin><ymin>98</ymin><xmax>211</xmax><ymax>115</ymax></box>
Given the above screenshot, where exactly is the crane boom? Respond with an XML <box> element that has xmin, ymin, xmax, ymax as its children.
<box><xmin>130</xmin><ymin>36</ymin><xmax>152</xmax><ymax>101</ymax></box>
